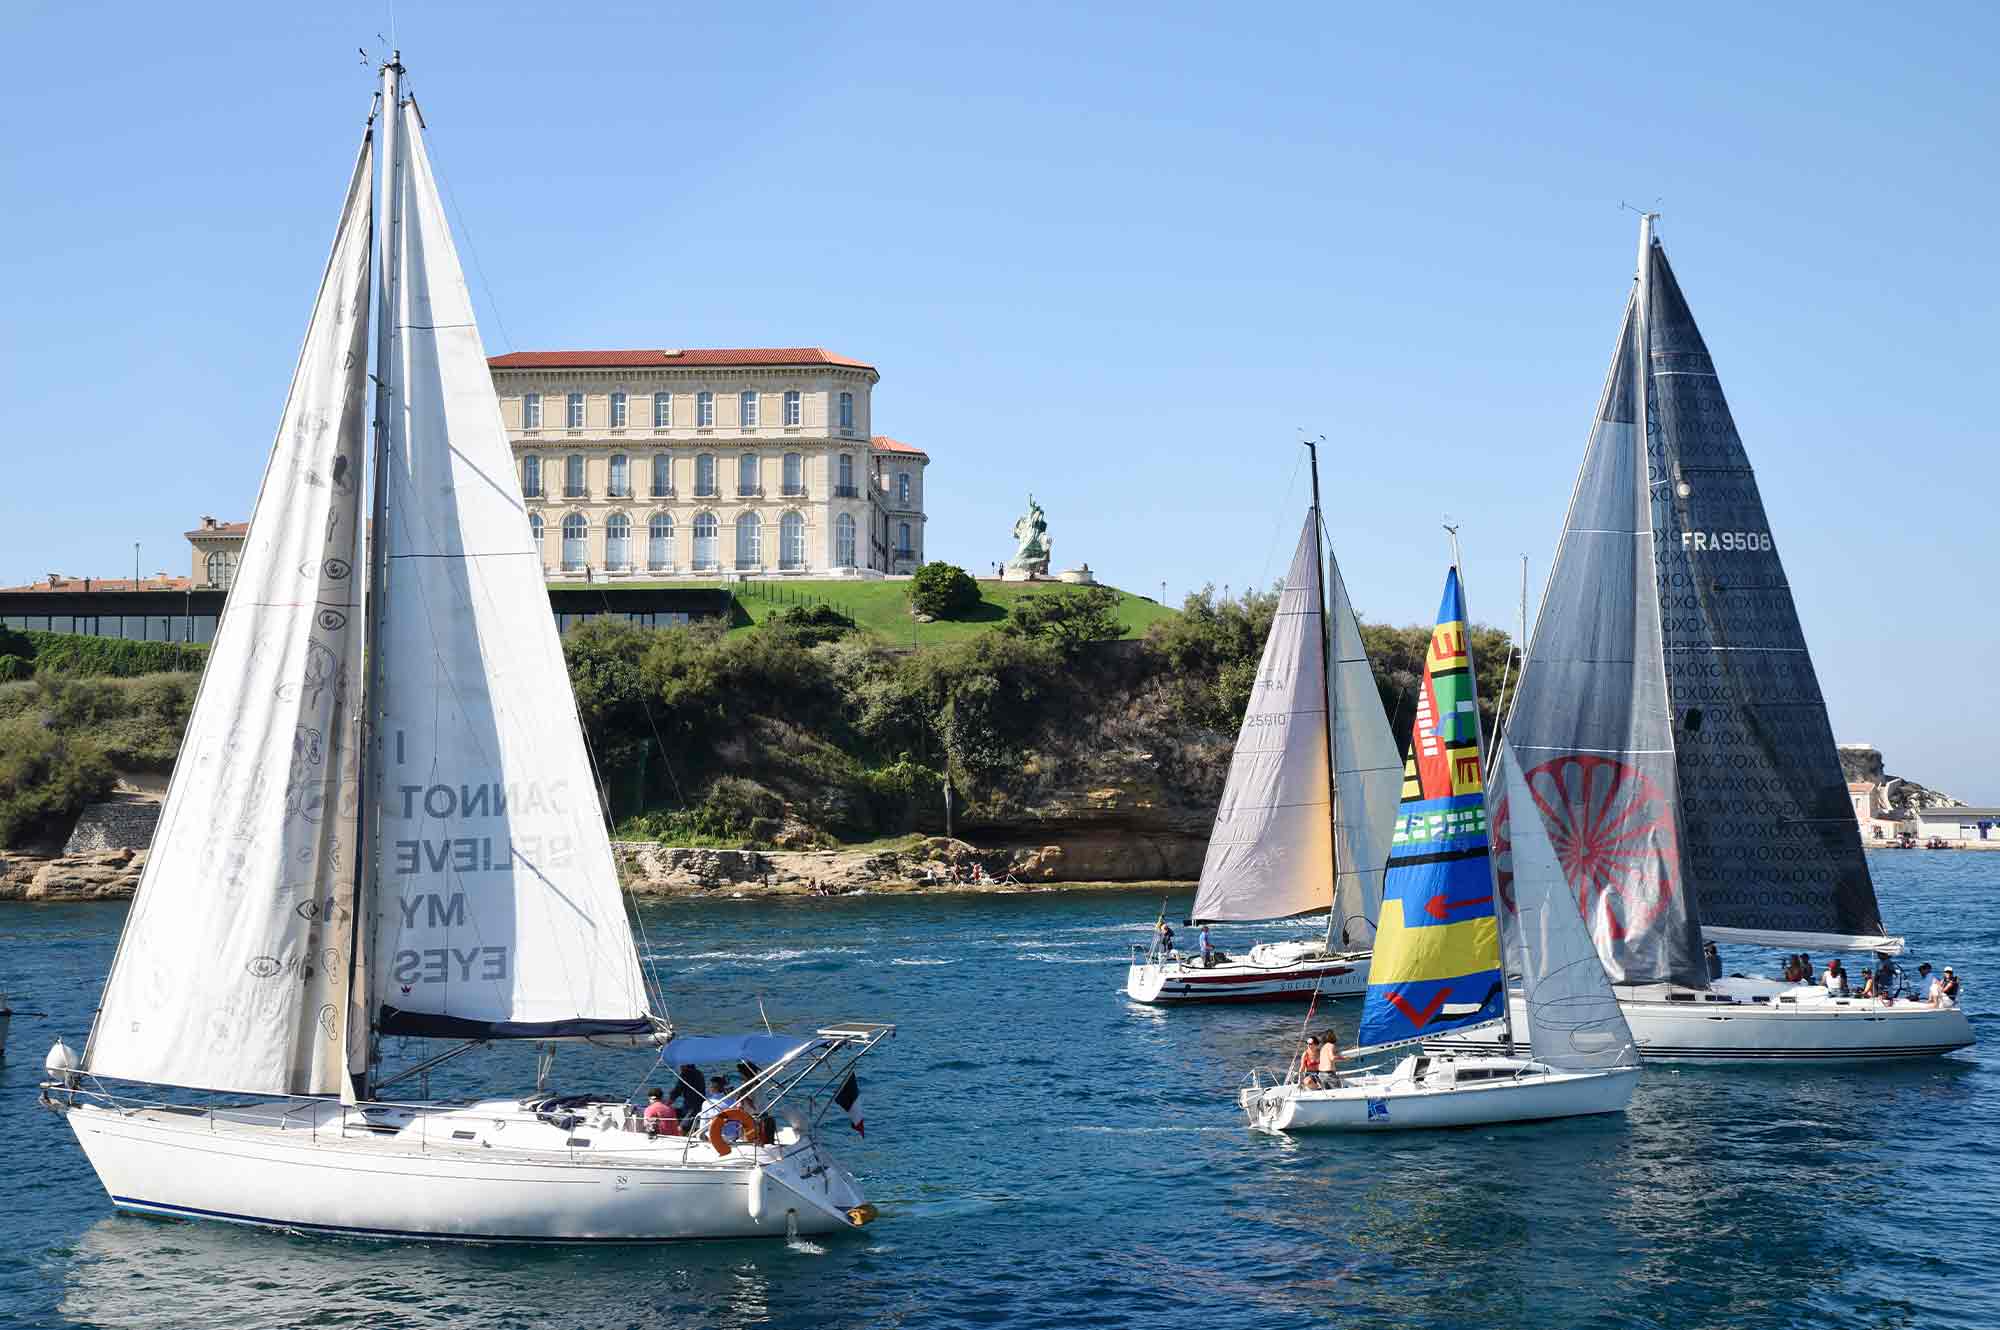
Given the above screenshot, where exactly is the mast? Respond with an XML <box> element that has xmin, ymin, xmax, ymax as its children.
<box><xmin>1304</xmin><ymin>437</ymin><xmax>1342</xmax><ymax>941</ymax></box>
<box><xmin>348</xmin><ymin>50</ymin><xmax>406</xmax><ymax>1103</ymax></box>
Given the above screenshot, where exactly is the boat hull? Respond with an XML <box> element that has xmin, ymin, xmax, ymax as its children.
<box><xmin>62</xmin><ymin>1098</ymin><xmax>869</xmax><ymax>1243</ymax></box>
<box><xmin>1124</xmin><ymin>952</ymin><xmax>1369</xmax><ymax>1005</ymax></box>
<box><xmin>1240</xmin><ymin>1058</ymin><xmax>1637</xmax><ymax>1132</ymax></box>
<box><xmin>1422</xmin><ymin>983</ymin><xmax>1975</xmax><ymax>1063</ymax></box>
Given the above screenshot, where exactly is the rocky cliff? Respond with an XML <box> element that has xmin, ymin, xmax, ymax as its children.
<box><xmin>1838</xmin><ymin>744</ymin><xmax>1963</xmax><ymax>812</ymax></box>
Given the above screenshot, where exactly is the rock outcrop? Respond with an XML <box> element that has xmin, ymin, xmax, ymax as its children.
<box><xmin>0</xmin><ymin>848</ymin><xmax>147</xmax><ymax>901</ymax></box>
<box><xmin>1838</xmin><ymin>744</ymin><xmax>1963</xmax><ymax>812</ymax></box>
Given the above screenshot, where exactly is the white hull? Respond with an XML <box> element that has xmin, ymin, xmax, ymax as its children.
<box><xmin>62</xmin><ymin>1096</ymin><xmax>871</xmax><ymax>1243</ymax></box>
<box><xmin>1239</xmin><ymin>1053</ymin><xmax>1637</xmax><ymax>1132</ymax></box>
<box><xmin>1422</xmin><ymin>980</ymin><xmax>1975</xmax><ymax>1064</ymax></box>
<box><xmin>1125</xmin><ymin>945</ymin><xmax>1369</xmax><ymax>1005</ymax></box>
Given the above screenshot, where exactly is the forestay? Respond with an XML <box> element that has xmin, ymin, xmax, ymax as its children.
<box><xmin>1498</xmin><ymin>744</ymin><xmax>1636</xmax><ymax>1071</ymax></box>
<box><xmin>1326</xmin><ymin>554</ymin><xmax>1402</xmax><ymax>943</ymax></box>
<box><xmin>1642</xmin><ymin>234</ymin><xmax>1895</xmax><ymax>951</ymax></box>
<box><xmin>83</xmin><ymin>136</ymin><xmax>376</xmax><ymax>1096</ymax></box>
<box><xmin>1190</xmin><ymin>518</ymin><xmax>1335</xmax><ymax>923</ymax></box>
<box><xmin>1503</xmin><ymin>239</ymin><xmax>1704</xmax><ymax>989</ymax></box>
<box><xmin>368</xmin><ymin>102</ymin><xmax>652</xmax><ymax>1040</ymax></box>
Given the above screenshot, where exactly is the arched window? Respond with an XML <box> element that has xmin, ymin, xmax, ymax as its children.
<box><xmin>737</xmin><ymin>454</ymin><xmax>760</xmax><ymax>496</ymax></box>
<box><xmin>609</xmin><ymin>453</ymin><xmax>630</xmax><ymax>497</ymax></box>
<box><xmin>834</xmin><ymin>512</ymin><xmax>857</xmax><ymax>568</ymax></box>
<box><xmin>782</xmin><ymin>452</ymin><xmax>803</xmax><ymax>496</ymax></box>
<box><xmin>521</xmin><ymin>454</ymin><xmax>542</xmax><ymax>497</ymax></box>
<box><xmin>780</xmin><ymin>511</ymin><xmax>805</xmax><ymax>570</ymax></box>
<box><xmin>561</xmin><ymin>513</ymin><xmax>588</xmax><ymax>570</ymax></box>
<box><xmin>529</xmin><ymin>511</ymin><xmax>544</xmax><ymax>546</ymax></box>
<box><xmin>695</xmin><ymin>453</ymin><xmax>716</xmax><ymax>496</ymax></box>
<box><xmin>565</xmin><ymin>453</ymin><xmax>585</xmax><ymax>498</ymax></box>
<box><xmin>652</xmin><ymin>453</ymin><xmax>672</xmax><ymax>497</ymax></box>
<box><xmin>692</xmin><ymin>513</ymin><xmax>718</xmax><ymax>570</ymax></box>
<box><xmin>648</xmin><ymin>513</ymin><xmax>674</xmax><ymax>570</ymax></box>
<box><xmin>837</xmin><ymin>453</ymin><xmax>855</xmax><ymax>496</ymax></box>
<box><xmin>204</xmin><ymin>549</ymin><xmax>235</xmax><ymax>588</ymax></box>
<box><xmin>605</xmin><ymin>513</ymin><xmax>631</xmax><ymax>569</ymax></box>
<box><xmin>735</xmin><ymin>512</ymin><xmax>762</xmax><ymax>569</ymax></box>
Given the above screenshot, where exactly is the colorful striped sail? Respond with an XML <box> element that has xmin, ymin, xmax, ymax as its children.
<box><xmin>1355</xmin><ymin>568</ymin><xmax>1506</xmax><ymax>1050</ymax></box>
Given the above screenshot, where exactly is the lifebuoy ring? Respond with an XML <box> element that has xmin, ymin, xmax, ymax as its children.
<box><xmin>706</xmin><ymin>1107</ymin><xmax>764</xmax><ymax>1156</ymax></box>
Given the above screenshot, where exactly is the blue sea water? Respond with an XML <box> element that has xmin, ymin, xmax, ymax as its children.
<box><xmin>0</xmin><ymin>853</ymin><xmax>1994</xmax><ymax>1330</ymax></box>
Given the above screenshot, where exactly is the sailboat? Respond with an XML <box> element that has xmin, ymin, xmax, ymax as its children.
<box><xmin>1241</xmin><ymin>568</ymin><xmax>1639</xmax><ymax>1131</ymax></box>
<box><xmin>1125</xmin><ymin>445</ymin><xmax>1403</xmax><ymax>1004</ymax></box>
<box><xmin>1425</xmin><ymin>216</ymin><xmax>1973</xmax><ymax>1064</ymax></box>
<box><xmin>37</xmin><ymin>55</ymin><xmax>891</xmax><ymax>1242</ymax></box>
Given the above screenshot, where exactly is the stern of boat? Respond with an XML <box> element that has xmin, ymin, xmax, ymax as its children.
<box><xmin>1125</xmin><ymin>948</ymin><xmax>1170</xmax><ymax>1003</ymax></box>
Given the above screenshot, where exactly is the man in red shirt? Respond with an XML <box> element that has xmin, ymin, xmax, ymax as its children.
<box><xmin>642</xmin><ymin>1087</ymin><xmax>680</xmax><ymax>1136</ymax></box>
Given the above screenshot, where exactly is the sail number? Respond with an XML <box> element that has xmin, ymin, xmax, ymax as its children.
<box><xmin>1681</xmin><ymin>531</ymin><xmax>1772</xmax><ymax>553</ymax></box>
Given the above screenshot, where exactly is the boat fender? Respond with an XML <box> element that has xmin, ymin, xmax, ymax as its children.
<box><xmin>45</xmin><ymin>1039</ymin><xmax>78</xmax><ymax>1086</ymax></box>
<box><xmin>846</xmin><ymin>1203</ymin><xmax>879</xmax><ymax>1227</ymax></box>
<box><xmin>707</xmin><ymin>1107</ymin><xmax>765</xmax><ymax>1157</ymax></box>
<box><xmin>747</xmin><ymin>1165</ymin><xmax>766</xmax><ymax>1223</ymax></box>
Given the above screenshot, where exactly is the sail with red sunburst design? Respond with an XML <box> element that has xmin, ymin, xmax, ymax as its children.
<box><xmin>1356</xmin><ymin>569</ymin><xmax>1507</xmax><ymax>1051</ymax></box>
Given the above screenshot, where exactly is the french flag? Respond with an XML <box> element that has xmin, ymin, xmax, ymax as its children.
<box><xmin>834</xmin><ymin>1071</ymin><xmax>864</xmax><ymax>1136</ymax></box>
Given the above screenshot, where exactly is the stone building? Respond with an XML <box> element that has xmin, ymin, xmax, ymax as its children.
<box><xmin>487</xmin><ymin>347</ymin><xmax>930</xmax><ymax>579</ymax></box>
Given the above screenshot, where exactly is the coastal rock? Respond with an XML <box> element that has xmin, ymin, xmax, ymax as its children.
<box><xmin>0</xmin><ymin>848</ymin><xmax>147</xmax><ymax>901</ymax></box>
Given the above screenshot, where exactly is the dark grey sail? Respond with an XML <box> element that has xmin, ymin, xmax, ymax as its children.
<box><xmin>1500</xmin><ymin>256</ymin><xmax>1705</xmax><ymax>989</ymax></box>
<box><xmin>1643</xmin><ymin>232</ymin><xmax>1895</xmax><ymax>951</ymax></box>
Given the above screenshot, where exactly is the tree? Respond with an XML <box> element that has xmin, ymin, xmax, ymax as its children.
<box><xmin>1004</xmin><ymin>585</ymin><xmax>1122</xmax><ymax>654</ymax></box>
<box><xmin>907</xmin><ymin>561</ymin><xmax>980</xmax><ymax>619</ymax></box>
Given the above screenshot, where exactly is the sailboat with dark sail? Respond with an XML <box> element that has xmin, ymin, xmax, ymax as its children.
<box><xmin>38</xmin><ymin>55</ymin><xmax>891</xmax><ymax>1241</ymax></box>
<box><xmin>1428</xmin><ymin>216</ymin><xmax>1973</xmax><ymax>1063</ymax></box>
<box><xmin>1125</xmin><ymin>446</ymin><xmax>1403</xmax><ymax>1004</ymax></box>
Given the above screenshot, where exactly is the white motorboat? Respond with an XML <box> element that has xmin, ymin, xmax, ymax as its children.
<box><xmin>39</xmin><ymin>54</ymin><xmax>890</xmax><ymax>1243</ymax></box>
<box><xmin>1124</xmin><ymin>443</ymin><xmax>1403</xmax><ymax>1006</ymax></box>
<box><xmin>1244</xmin><ymin>569</ymin><xmax>1641</xmax><ymax>1133</ymax></box>
<box><xmin>1482</xmin><ymin>213</ymin><xmax>1975</xmax><ymax>1063</ymax></box>
<box><xmin>1242</xmin><ymin>1052</ymin><xmax>1638</xmax><ymax>1132</ymax></box>
<box><xmin>1425</xmin><ymin>979</ymin><xmax>1974</xmax><ymax>1064</ymax></box>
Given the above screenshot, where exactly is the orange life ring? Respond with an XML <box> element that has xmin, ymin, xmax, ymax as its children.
<box><xmin>706</xmin><ymin>1107</ymin><xmax>764</xmax><ymax>1155</ymax></box>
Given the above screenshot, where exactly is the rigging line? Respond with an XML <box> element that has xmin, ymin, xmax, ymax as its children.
<box><xmin>416</xmin><ymin>114</ymin><xmax>517</xmax><ymax>355</ymax></box>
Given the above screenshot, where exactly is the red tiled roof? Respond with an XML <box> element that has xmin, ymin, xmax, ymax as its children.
<box><xmin>489</xmin><ymin>347</ymin><xmax>874</xmax><ymax>371</ymax></box>
<box><xmin>184</xmin><ymin>521</ymin><xmax>248</xmax><ymax>540</ymax></box>
<box><xmin>2</xmin><ymin>575</ymin><xmax>195</xmax><ymax>594</ymax></box>
<box><xmin>871</xmin><ymin>435</ymin><xmax>929</xmax><ymax>459</ymax></box>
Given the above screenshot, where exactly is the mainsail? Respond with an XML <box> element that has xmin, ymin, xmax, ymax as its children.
<box><xmin>367</xmin><ymin>97</ymin><xmax>654</xmax><ymax>1040</ymax></box>
<box><xmin>1642</xmin><ymin>232</ymin><xmax>1896</xmax><ymax>953</ymax></box>
<box><xmin>83</xmin><ymin>135</ymin><xmax>376</xmax><ymax>1096</ymax></box>
<box><xmin>1501</xmin><ymin>225</ymin><xmax>1703</xmax><ymax>987</ymax></box>
<box><xmin>1496</xmin><ymin>743</ymin><xmax>1636</xmax><ymax>1071</ymax></box>
<box><xmin>1190</xmin><ymin>519</ymin><xmax>1335</xmax><ymax>922</ymax></box>
<box><xmin>1356</xmin><ymin>570</ymin><xmax>1506</xmax><ymax>1049</ymax></box>
<box><xmin>1327</xmin><ymin>558</ymin><xmax>1403</xmax><ymax>943</ymax></box>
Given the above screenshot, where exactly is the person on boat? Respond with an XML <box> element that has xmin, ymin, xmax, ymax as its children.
<box><xmin>1798</xmin><ymin>955</ymin><xmax>1814</xmax><ymax>986</ymax></box>
<box><xmin>1157</xmin><ymin>920</ymin><xmax>1175</xmax><ymax>958</ymax></box>
<box><xmin>669</xmin><ymin>1064</ymin><xmax>704</xmax><ymax>1121</ymax></box>
<box><xmin>1704</xmin><ymin>941</ymin><xmax>1723</xmax><ymax>981</ymax></box>
<box><xmin>1859</xmin><ymin>968</ymin><xmax>1878</xmax><ymax>999</ymax></box>
<box><xmin>1917</xmin><ymin>963</ymin><xmax>1940</xmax><ymax>1005</ymax></box>
<box><xmin>1300</xmin><ymin>1035</ymin><xmax>1321</xmax><ymax>1088</ymax></box>
<box><xmin>1199</xmin><ymin>925</ymin><xmax>1215</xmax><ymax>969</ymax></box>
<box><xmin>696</xmin><ymin>1075</ymin><xmax>735</xmax><ymax>1129</ymax></box>
<box><xmin>1822</xmin><ymin>959</ymin><xmax>1848</xmax><ymax>995</ymax></box>
<box><xmin>1317</xmin><ymin>1033</ymin><xmax>1340</xmax><ymax>1087</ymax></box>
<box><xmin>1872</xmin><ymin>956</ymin><xmax>1897</xmax><ymax>1001</ymax></box>
<box><xmin>1940</xmin><ymin>967</ymin><xmax>1960</xmax><ymax>1006</ymax></box>
<box><xmin>642</xmin><ymin>1087</ymin><xmax>680</xmax><ymax>1137</ymax></box>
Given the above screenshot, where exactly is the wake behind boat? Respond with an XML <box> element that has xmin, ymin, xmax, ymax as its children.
<box><xmin>1125</xmin><ymin>443</ymin><xmax>1401</xmax><ymax>1006</ymax></box>
<box><xmin>38</xmin><ymin>55</ymin><xmax>891</xmax><ymax>1243</ymax></box>
<box><xmin>1428</xmin><ymin>215</ymin><xmax>1972</xmax><ymax>1065</ymax></box>
<box><xmin>1243</xmin><ymin>566</ymin><xmax>1640</xmax><ymax>1132</ymax></box>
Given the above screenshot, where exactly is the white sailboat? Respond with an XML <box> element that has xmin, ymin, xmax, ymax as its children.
<box><xmin>38</xmin><ymin>55</ymin><xmax>890</xmax><ymax>1242</ymax></box>
<box><xmin>1425</xmin><ymin>216</ymin><xmax>1972</xmax><ymax>1064</ymax></box>
<box><xmin>1242</xmin><ymin>569</ymin><xmax>1639</xmax><ymax>1132</ymax></box>
<box><xmin>1125</xmin><ymin>446</ymin><xmax>1402</xmax><ymax>1004</ymax></box>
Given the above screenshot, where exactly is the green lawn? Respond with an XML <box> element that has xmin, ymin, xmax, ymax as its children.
<box><xmin>726</xmin><ymin>577</ymin><xmax>1176</xmax><ymax>645</ymax></box>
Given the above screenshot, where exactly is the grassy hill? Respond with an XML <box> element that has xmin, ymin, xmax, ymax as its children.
<box><xmin>715</xmin><ymin>578</ymin><xmax>1175</xmax><ymax>645</ymax></box>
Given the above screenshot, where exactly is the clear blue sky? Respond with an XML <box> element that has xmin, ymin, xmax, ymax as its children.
<box><xmin>3</xmin><ymin>3</ymin><xmax>1994</xmax><ymax>799</ymax></box>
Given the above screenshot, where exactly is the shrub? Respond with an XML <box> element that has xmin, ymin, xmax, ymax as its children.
<box><xmin>23</xmin><ymin>630</ymin><xmax>208</xmax><ymax>678</ymax></box>
<box><xmin>906</xmin><ymin>562</ymin><xmax>980</xmax><ymax>620</ymax></box>
<box><xmin>0</xmin><ymin>718</ymin><xmax>115</xmax><ymax>848</ymax></box>
<box><xmin>762</xmin><ymin>603</ymin><xmax>856</xmax><ymax>647</ymax></box>
<box><xmin>1005</xmin><ymin>585</ymin><xmax>1123</xmax><ymax>654</ymax></box>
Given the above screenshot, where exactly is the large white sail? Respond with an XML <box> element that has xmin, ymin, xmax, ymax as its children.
<box><xmin>367</xmin><ymin>101</ymin><xmax>652</xmax><ymax>1039</ymax></box>
<box><xmin>83</xmin><ymin>136</ymin><xmax>375</xmax><ymax>1095</ymax></box>
<box><xmin>1499</xmin><ymin>744</ymin><xmax>1636</xmax><ymax>1071</ymax></box>
<box><xmin>1190</xmin><ymin>519</ymin><xmax>1335</xmax><ymax>922</ymax></box>
<box><xmin>1326</xmin><ymin>554</ymin><xmax>1401</xmax><ymax>943</ymax></box>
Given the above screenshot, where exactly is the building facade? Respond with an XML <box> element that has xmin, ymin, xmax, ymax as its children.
<box><xmin>488</xmin><ymin>347</ymin><xmax>930</xmax><ymax>580</ymax></box>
